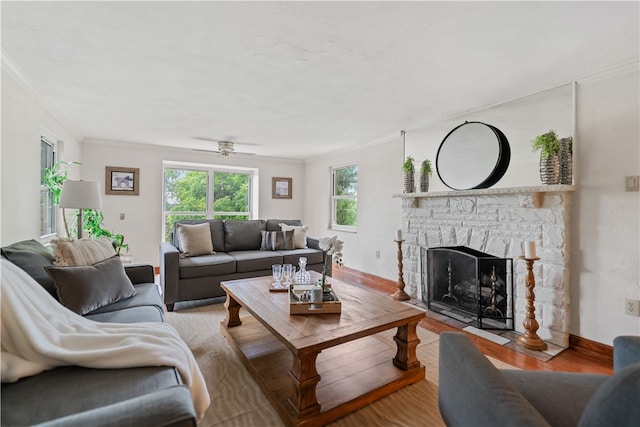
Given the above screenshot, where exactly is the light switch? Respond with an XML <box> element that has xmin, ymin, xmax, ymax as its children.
<box><xmin>120</xmin><ymin>213</ymin><xmax>125</xmax><ymax>220</ymax></box>
<box><xmin>625</xmin><ymin>176</ymin><xmax>639</xmax><ymax>192</ymax></box>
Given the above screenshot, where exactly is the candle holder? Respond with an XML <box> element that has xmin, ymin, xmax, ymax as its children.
<box><xmin>392</xmin><ymin>239</ymin><xmax>411</xmax><ymax>301</ymax></box>
<box><xmin>516</xmin><ymin>256</ymin><xmax>547</xmax><ymax>351</ymax></box>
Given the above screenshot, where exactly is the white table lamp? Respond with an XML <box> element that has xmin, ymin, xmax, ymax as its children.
<box><xmin>59</xmin><ymin>180</ymin><xmax>102</xmax><ymax>238</ymax></box>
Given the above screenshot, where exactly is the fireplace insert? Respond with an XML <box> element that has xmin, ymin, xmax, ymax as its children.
<box><xmin>422</xmin><ymin>246</ymin><xmax>514</xmax><ymax>330</ymax></box>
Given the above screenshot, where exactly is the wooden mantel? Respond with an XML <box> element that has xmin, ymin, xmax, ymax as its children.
<box><xmin>393</xmin><ymin>184</ymin><xmax>576</xmax><ymax>208</ymax></box>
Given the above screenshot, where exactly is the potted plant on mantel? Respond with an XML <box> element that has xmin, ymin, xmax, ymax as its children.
<box><xmin>402</xmin><ymin>156</ymin><xmax>415</xmax><ymax>193</ymax></box>
<box><xmin>419</xmin><ymin>159</ymin><xmax>433</xmax><ymax>192</ymax></box>
<box><xmin>531</xmin><ymin>130</ymin><xmax>573</xmax><ymax>185</ymax></box>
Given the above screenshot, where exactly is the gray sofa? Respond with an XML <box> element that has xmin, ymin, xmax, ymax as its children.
<box><xmin>438</xmin><ymin>332</ymin><xmax>640</xmax><ymax>427</ymax></box>
<box><xmin>160</xmin><ymin>219</ymin><xmax>329</xmax><ymax>311</ymax></box>
<box><xmin>1</xmin><ymin>240</ymin><xmax>197</xmax><ymax>427</ymax></box>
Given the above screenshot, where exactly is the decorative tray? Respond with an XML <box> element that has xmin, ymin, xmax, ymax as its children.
<box><xmin>289</xmin><ymin>285</ymin><xmax>342</xmax><ymax>315</ymax></box>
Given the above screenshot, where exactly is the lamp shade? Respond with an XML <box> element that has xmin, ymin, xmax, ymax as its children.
<box><xmin>59</xmin><ymin>180</ymin><xmax>102</xmax><ymax>210</ymax></box>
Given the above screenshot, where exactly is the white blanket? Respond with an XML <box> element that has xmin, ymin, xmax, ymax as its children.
<box><xmin>0</xmin><ymin>258</ymin><xmax>210</xmax><ymax>420</ymax></box>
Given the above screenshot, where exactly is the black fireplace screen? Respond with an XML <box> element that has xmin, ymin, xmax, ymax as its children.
<box><xmin>422</xmin><ymin>246</ymin><xmax>514</xmax><ymax>330</ymax></box>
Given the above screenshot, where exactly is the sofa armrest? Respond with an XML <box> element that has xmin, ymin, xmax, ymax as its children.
<box><xmin>613</xmin><ymin>335</ymin><xmax>640</xmax><ymax>372</ymax></box>
<box><xmin>124</xmin><ymin>263</ymin><xmax>155</xmax><ymax>284</ymax></box>
<box><xmin>39</xmin><ymin>386</ymin><xmax>197</xmax><ymax>427</ymax></box>
<box><xmin>438</xmin><ymin>332</ymin><xmax>551</xmax><ymax>427</ymax></box>
<box><xmin>160</xmin><ymin>242</ymin><xmax>180</xmax><ymax>307</ymax></box>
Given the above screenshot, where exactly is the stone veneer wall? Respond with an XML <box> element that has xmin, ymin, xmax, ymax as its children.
<box><xmin>397</xmin><ymin>185</ymin><xmax>575</xmax><ymax>347</ymax></box>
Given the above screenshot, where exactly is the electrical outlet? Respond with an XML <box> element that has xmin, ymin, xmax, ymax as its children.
<box><xmin>625</xmin><ymin>298</ymin><xmax>640</xmax><ymax>316</ymax></box>
<box><xmin>120</xmin><ymin>213</ymin><xmax>125</xmax><ymax>220</ymax></box>
<box><xmin>625</xmin><ymin>176</ymin><xmax>639</xmax><ymax>192</ymax></box>
<box><xmin>375</xmin><ymin>250</ymin><xmax>380</xmax><ymax>259</ymax></box>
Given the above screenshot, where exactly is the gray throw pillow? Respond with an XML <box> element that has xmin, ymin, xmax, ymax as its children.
<box><xmin>45</xmin><ymin>255</ymin><xmax>137</xmax><ymax>315</ymax></box>
<box><xmin>1</xmin><ymin>239</ymin><xmax>57</xmax><ymax>298</ymax></box>
<box><xmin>260</xmin><ymin>230</ymin><xmax>295</xmax><ymax>251</ymax></box>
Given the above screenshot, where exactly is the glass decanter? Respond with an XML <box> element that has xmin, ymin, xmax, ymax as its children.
<box><xmin>294</xmin><ymin>257</ymin><xmax>312</xmax><ymax>285</ymax></box>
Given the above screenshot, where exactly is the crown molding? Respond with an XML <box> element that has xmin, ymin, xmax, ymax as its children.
<box><xmin>1</xmin><ymin>49</ymin><xmax>81</xmax><ymax>141</ymax></box>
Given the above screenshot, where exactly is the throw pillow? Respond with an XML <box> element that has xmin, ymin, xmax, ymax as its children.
<box><xmin>176</xmin><ymin>222</ymin><xmax>215</xmax><ymax>257</ymax></box>
<box><xmin>51</xmin><ymin>237</ymin><xmax>116</xmax><ymax>266</ymax></box>
<box><xmin>45</xmin><ymin>255</ymin><xmax>137</xmax><ymax>315</ymax></box>
<box><xmin>260</xmin><ymin>230</ymin><xmax>295</xmax><ymax>251</ymax></box>
<box><xmin>1</xmin><ymin>239</ymin><xmax>58</xmax><ymax>298</ymax></box>
<box><xmin>280</xmin><ymin>223</ymin><xmax>309</xmax><ymax>249</ymax></box>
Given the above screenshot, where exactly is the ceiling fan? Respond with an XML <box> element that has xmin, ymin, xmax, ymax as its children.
<box><xmin>192</xmin><ymin>138</ymin><xmax>256</xmax><ymax>157</ymax></box>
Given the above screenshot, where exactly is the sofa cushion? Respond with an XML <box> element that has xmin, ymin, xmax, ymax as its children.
<box><xmin>51</xmin><ymin>237</ymin><xmax>116</xmax><ymax>266</ymax></box>
<box><xmin>45</xmin><ymin>255</ymin><xmax>137</xmax><ymax>315</ymax></box>
<box><xmin>176</xmin><ymin>222</ymin><xmax>215</xmax><ymax>257</ymax></box>
<box><xmin>280</xmin><ymin>223</ymin><xmax>309</xmax><ymax>249</ymax></box>
<box><xmin>224</xmin><ymin>220</ymin><xmax>265</xmax><ymax>252</ymax></box>
<box><xmin>266</xmin><ymin>219</ymin><xmax>302</xmax><ymax>231</ymax></box>
<box><xmin>1</xmin><ymin>239</ymin><xmax>57</xmax><ymax>298</ymax></box>
<box><xmin>0</xmin><ymin>365</ymin><xmax>181</xmax><ymax>426</ymax></box>
<box><xmin>502</xmin><ymin>370</ymin><xmax>607</xmax><ymax>427</ymax></box>
<box><xmin>86</xmin><ymin>283</ymin><xmax>163</xmax><ymax>316</ymax></box>
<box><xmin>229</xmin><ymin>250</ymin><xmax>283</xmax><ymax>273</ymax></box>
<box><xmin>578</xmin><ymin>364</ymin><xmax>640</xmax><ymax>427</ymax></box>
<box><xmin>85</xmin><ymin>305</ymin><xmax>165</xmax><ymax>323</ymax></box>
<box><xmin>179</xmin><ymin>253</ymin><xmax>236</xmax><ymax>279</ymax></box>
<box><xmin>261</xmin><ymin>230</ymin><xmax>295</xmax><ymax>251</ymax></box>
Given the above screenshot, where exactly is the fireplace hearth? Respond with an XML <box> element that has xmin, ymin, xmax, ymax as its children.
<box><xmin>422</xmin><ymin>246</ymin><xmax>514</xmax><ymax>330</ymax></box>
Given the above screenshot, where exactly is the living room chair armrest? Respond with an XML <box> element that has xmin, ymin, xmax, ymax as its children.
<box><xmin>160</xmin><ymin>242</ymin><xmax>180</xmax><ymax>307</ymax></box>
<box><xmin>613</xmin><ymin>335</ymin><xmax>640</xmax><ymax>372</ymax></box>
<box><xmin>38</xmin><ymin>386</ymin><xmax>197</xmax><ymax>427</ymax></box>
<box><xmin>438</xmin><ymin>332</ymin><xmax>551</xmax><ymax>427</ymax></box>
<box><xmin>124</xmin><ymin>263</ymin><xmax>155</xmax><ymax>284</ymax></box>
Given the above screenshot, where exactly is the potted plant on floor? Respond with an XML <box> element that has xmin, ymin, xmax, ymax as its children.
<box><xmin>402</xmin><ymin>156</ymin><xmax>415</xmax><ymax>193</ymax></box>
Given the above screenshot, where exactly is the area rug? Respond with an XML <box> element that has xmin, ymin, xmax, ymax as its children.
<box><xmin>166</xmin><ymin>303</ymin><xmax>515</xmax><ymax>427</ymax></box>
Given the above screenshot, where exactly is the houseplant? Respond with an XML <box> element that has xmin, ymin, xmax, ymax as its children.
<box><xmin>532</xmin><ymin>130</ymin><xmax>562</xmax><ymax>184</ymax></box>
<box><xmin>419</xmin><ymin>159</ymin><xmax>433</xmax><ymax>192</ymax></box>
<box><xmin>402</xmin><ymin>156</ymin><xmax>415</xmax><ymax>193</ymax></box>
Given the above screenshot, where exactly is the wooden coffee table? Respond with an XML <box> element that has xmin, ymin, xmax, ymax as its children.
<box><xmin>220</xmin><ymin>273</ymin><xmax>426</xmax><ymax>426</ymax></box>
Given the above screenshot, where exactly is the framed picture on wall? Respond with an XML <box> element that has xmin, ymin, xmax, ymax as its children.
<box><xmin>105</xmin><ymin>166</ymin><xmax>139</xmax><ymax>195</ymax></box>
<box><xmin>272</xmin><ymin>177</ymin><xmax>292</xmax><ymax>199</ymax></box>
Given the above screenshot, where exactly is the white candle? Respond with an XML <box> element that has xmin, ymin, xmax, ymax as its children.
<box><xmin>396</xmin><ymin>229</ymin><xmax>403</xmax><ymax>241</ymax></box>
<box><xmin>524</xmin><ymin>240</ymin><xmax>537</xmax><ymax>259</ymax></box>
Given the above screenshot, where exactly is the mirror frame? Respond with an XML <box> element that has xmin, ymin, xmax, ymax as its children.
<box><xmin>436</xmin><ymin>121</ymin><xmax>511</xmax><ymax>190</ymax></box>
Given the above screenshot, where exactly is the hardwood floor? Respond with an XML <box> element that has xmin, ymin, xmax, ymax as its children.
<box><xmin>332</xmin><ymin>265</ymin><xmax>613</xmax><ymax>375</ymax></box>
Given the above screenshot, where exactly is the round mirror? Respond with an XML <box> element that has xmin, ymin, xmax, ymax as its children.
<box><xmin>436</xmin><ymin>121</ymin><xmax>510</xmax><ymax>190</ymax></box>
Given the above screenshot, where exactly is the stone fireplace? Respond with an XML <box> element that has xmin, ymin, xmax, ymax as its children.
<box><xmin>395</xmin><ymin>185</ymin><xmax>574</xmax><ymax>347</ymax></box>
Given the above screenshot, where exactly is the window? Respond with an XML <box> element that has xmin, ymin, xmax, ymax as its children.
<box><xmin>163</xmin><ymin>164</ymin><xmax>254</xmax><ymax>241</ymax></box>
<box><xmin>331</xmin><ymin>164</ymin><xmax>357</xmax><ymax>231</ymax></box>
<box><xmin>40</xmin><ymin>138</ymin><xmax>56</xmax><ymax>238</ymax></box>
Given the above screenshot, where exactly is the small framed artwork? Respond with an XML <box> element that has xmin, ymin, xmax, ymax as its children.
<box><xmin>105</xmin><ymin>166</ymin><xmax>139</xmax><ymax>196</ymax></box>
<box><xmin>272</xmin><ymin>177</ymin><xmax>292</xmax><ymax>199</ymax></box>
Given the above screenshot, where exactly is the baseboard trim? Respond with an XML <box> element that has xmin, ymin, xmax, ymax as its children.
<box><xmin>569</xmin><ymin>334</ymin><xmax>613</xmax><ymax>363</ymax></box>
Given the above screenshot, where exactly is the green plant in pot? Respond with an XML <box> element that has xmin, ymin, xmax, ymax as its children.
<box><xmin>402</xmin><ymin>156</ymin><xmax>415</xmax><ymax>193</ymax></box>
<box><xmin>532</xmin><ymin>130</ymin><xmax>562</xmax><ymax>185</ymax></box>
<box><xmin>419</xmin><ymin>159</ymin><xmax>433</xmax><ymax>192</ymax></box>
<box><xmin>74</xmin><ymin>209</ymin><xmax>130</xmax><ymax>255</ymax></box>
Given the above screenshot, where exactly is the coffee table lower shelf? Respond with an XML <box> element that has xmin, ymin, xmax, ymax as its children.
<box><xmin>220</xmin><ymin>316</ymin><xmax>425</xmax><ymax>427</ymax></box>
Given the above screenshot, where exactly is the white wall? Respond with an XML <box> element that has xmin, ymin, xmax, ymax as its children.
<box><xmin>304</xmin><ymin>140</ymin><xmax>403</xmax><ymax>281</ymax></box>
<box><xmin>572</xmin><ymin>70</ymin><xmax>640</xmax><ymax>343</ymax></box>
<box><xmin>1</xmin><ymin>67</ymin><xmax>81</xmax><ymax>245</ymax></box>
<box><xmin>80</xmin><ymin>139</ymin><xmax>305</xmax><ymax>266</ymax></box>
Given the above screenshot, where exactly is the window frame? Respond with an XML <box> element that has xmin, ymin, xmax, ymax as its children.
<box><xmin>330</xmin><ymin>163</ymin><xmax>358</xmax><ymax>233</ymax></box>
<box><xmin>40</xmin><ymin>137</ymin><xmax>57</xmax><ymax>240</ymax></box>
<box><xmin>162</xmin><ymin>162</ymin><xmax>257</xmax><ymax>241</ymax></box>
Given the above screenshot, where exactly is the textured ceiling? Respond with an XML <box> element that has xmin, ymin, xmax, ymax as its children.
<box><xmin>2</xmin><ymin>1</ymin><xmax>638</xmax><ymax>160</ymax></box>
